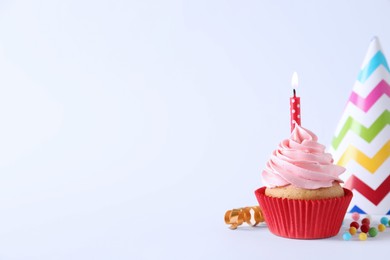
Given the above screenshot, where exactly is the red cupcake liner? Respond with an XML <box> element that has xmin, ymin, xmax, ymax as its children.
<box><xmin>254</xmin><ymin>187</ymin><xmax>353</xmax><ymax>239</ymax></box>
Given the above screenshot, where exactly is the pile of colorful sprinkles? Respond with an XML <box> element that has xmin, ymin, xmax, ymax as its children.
<box><xmin>342</xmin><ymin>212</ymin><xmax>389</xmax><ymax>241</ymax></box>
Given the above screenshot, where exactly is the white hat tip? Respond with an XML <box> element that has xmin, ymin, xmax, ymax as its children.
<box><xmin>371</xmin><ymin>36</ymin><xmax>379</xmax><ymax>42</ymax></box>
<box><xmin>368</xmin><ymin>36</ymin><xmax>382</xmax><ymax>51</ymax></box>
<box><xmin>361</xmin><ymin>36</ymin><xmax>383</xmax><ymax>67</ymax></box>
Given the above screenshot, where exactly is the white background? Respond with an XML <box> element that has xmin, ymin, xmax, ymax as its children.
<box><xmin>0</xmin><ymin>0</ymin><xmax>389</xmax><ymax>259</ymax></box>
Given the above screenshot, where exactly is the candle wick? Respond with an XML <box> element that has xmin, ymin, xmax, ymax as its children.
<box><xmin>293</xmin><ymin>89</ymin><xmax>296</xmax><ymax>97</ymax></box>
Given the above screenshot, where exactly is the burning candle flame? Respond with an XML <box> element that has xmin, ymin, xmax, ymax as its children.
<box><xmin>291</xmin><ymin>72</ymin><xmax>298</xmax><ymax>89</ymax></box>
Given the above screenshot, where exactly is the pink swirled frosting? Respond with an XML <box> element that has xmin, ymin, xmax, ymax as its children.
<box><xmin>261</xmin><ymin>125</ymin><xmax>345</xmax><ymax>189</ymax></box>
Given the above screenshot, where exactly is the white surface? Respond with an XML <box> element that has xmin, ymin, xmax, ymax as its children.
<box><xmin>0</xmin><ymin>0</ymin><xmax>389</xmax><ymax>259</ymax></box>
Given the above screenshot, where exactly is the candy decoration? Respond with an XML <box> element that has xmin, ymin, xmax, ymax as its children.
<box><xmin>350</xmin><ymin>221</ymin><xmax>360</xmax><ymax>229</ymax></box>
<box><xmin>361</xmin><ymin>224</ymin><xmax>370</xmax><ymax>233</ymax></box>
<box><xmin>362</xmin><ymin>217</ymin><xmax>370</xmax><ymax>225</ymax></box>
<box><xmin>359</xmin><ymin>232</ymin><xmax>368</xmax><ymax>241</ymax></box>
<box><xmin>343</xmin><ymin>232</ymin><xmax>352</xmax><ymax>241</ymax></box>
<box><xmin>349</xmin><ymin>226</ymin><xmax>357</xmax><ymax>235</ymax></box>
<box><xmin>378</xmin><ymin>223</ymin><xmax>386</xmax><ymax>231</ymax></box>
<box><xmin>224</xmin><ymin>206</ymin><xmax>265</xmax><ymax>230</ymax></box>
<box><xmin>330</xmin><ymin>37</ymin><xmax>390</xmax><ymax>215</ymax></box>
<box><xmin>368</xmin><ymin>227</ymin><xmax>378</xmax><ymax>237</ymax></box>
<box><xmin>343</xmin><ymin>217</ymin><xmax>389</xmax><ymax>240</ymax></box>
<box><xmin>380</xmin><ymin>216</ymin><xmax>389</xmax><ymax>225</ymax></box>
<box><xmin>352</xmin><ymin>212</ymin><xmax>360</xmax><ymax>221</ymax></box>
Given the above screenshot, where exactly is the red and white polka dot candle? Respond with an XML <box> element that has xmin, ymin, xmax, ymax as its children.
<box><xmin>290</xmin><ymin>72</ymin><xmax>301</xmax><ymax>132</ymax></box>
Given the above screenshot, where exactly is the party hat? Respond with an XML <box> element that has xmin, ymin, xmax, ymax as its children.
<box><xmin>330</xmin><ymin>37</ymin><xmax>390</xmax><ymax>215</ymax></box>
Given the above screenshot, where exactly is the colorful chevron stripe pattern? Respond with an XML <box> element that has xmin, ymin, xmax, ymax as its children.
<box><xmin>349</xmin><ymin>80</ymin><xmax>390</xmax><ymax>112</ymax></box>
<box><xmin>330</xmin><ymin>37</ymin><xmax>390</xmax><ymax>215</ymax></box>
<box><xmin>357</xmin><ymin>51</ymin><xmax>390</xmax><ymax>83</ymax></box>
<box><xmin>337</xmin><ymin>141</ymin><xmax>390</xmax><ymax>173</ymax></box>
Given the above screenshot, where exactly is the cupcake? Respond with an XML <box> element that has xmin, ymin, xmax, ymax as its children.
<box><xmin>255</xmin><ymin>125</ymin><xmax>353</xmax><ymax>239</ymax></box>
